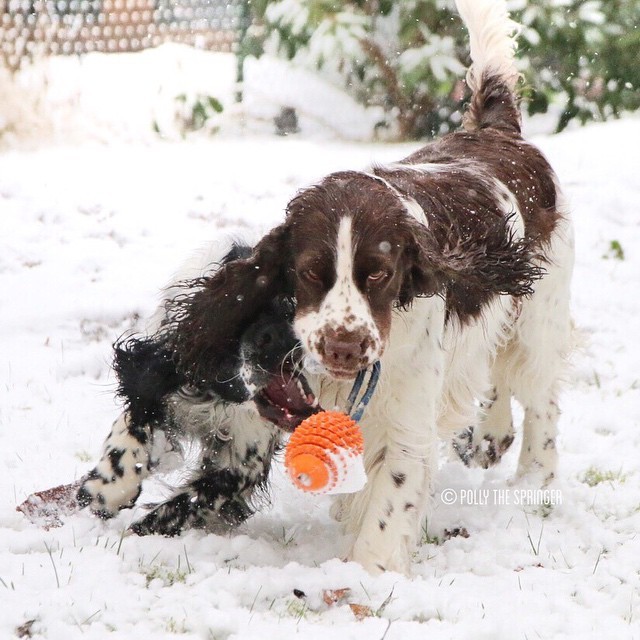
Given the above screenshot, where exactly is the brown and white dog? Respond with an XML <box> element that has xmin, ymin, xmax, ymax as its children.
<box><xmin>173</xmin><ymin>0</ymin><xmax>574</xmax><ymax>573</ymax></box>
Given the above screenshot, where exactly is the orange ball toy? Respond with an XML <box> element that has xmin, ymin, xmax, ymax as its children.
<box><xmin>284</xmin><ymin>410</ymin><xmax>367</xmax><ymax>495</ymax></box>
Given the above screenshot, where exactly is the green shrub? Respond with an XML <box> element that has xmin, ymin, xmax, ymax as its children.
<box><xmin>246</xmin><ymin>0</ymin><xmax>640</xmax><ymax>139</ymax></box>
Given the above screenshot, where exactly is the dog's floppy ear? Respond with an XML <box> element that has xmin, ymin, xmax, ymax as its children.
<box><xmin>397</xmin><ymin>235</ymin><xmax>444</xmax><ymax>309</ymax></box>
<box><xmin>166</xmin><ymin>222</ymin><xmax>293</xmax><ymax>388</ymax></box>
<box><xmin>400</xmin><ymin>213</ymin><xmax>543</xmax><ymax>319</ymax></box>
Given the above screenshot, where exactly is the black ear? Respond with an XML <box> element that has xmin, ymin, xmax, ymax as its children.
<box><xmin>166</xmin><ymin>223</ymin><xmax>292</xmax><ymax>388</ymax></box>
<box><xmin>112</xmin><ymin>334</ymin><xmax>185</xmax><ymax>424</ymax></box>
<box><xmin>401</xmin><ymin>213</ymin><xmax>543</xmax><ymax>320</ymax></box>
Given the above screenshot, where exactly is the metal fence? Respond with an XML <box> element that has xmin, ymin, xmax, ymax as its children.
<box><xmin>0</xmin><ymin>0</ymin><xmax>244</xmax><ymax>70</ymax></box>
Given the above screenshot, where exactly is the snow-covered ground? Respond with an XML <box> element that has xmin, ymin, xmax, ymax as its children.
<box><xmin>1</xmin><ymin>49</ymin><xmax>640</xmax><ymax>639</ymax></box>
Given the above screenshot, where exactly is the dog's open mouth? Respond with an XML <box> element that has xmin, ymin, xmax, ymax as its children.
<box><xmin>254</xmin><ymin>370</ymin><xmax>319</xmax><ymax>432</ymax></box>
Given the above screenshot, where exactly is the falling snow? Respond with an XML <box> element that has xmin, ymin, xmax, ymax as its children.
<box><xmin>1</xmin><ymin>49</ymin><xmax>639</xmax><ymax>640</ymax></box>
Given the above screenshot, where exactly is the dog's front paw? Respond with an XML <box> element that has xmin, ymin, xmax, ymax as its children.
<box><xmin>77</xmin><ymin>460</ymin><xmax>143</xmax><ymax>518</ymax></box>
<box><xmin>515</xmin><ymin>458</ymin><xmax>557</xmax><ymax>488</ymax></box>
<box><xmin>349</xmin><ymin>534</ymin><xmax>412</xmax><ymax>575</ymax></box>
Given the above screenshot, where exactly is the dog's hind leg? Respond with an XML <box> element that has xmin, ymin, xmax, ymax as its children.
<box><xmin>130</xmin><ymin>467</ymin><xmax>255</xmax><ymax>537</ymax></box>
<box><xmin>130</xmin><ymin>414</ymin><xmax>280</xmax><ymax>536</ymax></box>
<box><xmin>453</xmin><ymin>346</ymin><xmax>515</xmax><ymax>468</ymax></box>
<box><xmin>510</xmin><ymin>215</ymin><xmax>574</xmax><ymax>483</ymax></box>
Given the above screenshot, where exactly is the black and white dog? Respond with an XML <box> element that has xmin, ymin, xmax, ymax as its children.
<box><xmin>77</xmin><ymin>239</ymin><xmax>318</xmax><ymax>536</ymax></box>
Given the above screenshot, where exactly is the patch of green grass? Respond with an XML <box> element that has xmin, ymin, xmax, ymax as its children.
<box><xmin>533</xmin><ymin>499</ymin><xmax>555</xmax><ymax>519</ymax></box>
<box><xmin>284</xmin><ymin>598</ymin><xmax>308</xmax><ymax>621</ymax></box>
<box><xmin>174</xmin><ymin>93</ymin><xmax>224</xmax><ymax>135</ymax></box>
<box><xmin>74</xmin><ymin>450</ymin><xmax>92</xmax><ymax>463</ymax></box>
<box><xmin>525</xmin><ymin>521</ymin><xmax>544</xmax><ymax>556</ymax></box>
<box><xmin>142</xmin><ymin>565</ymin><xmax>188</xmax><ymax>588</ymax></box>
<box><xmin>603</xmin><ymin>239</ymin><xmax>625</xmax><ymax>261</ymax></box>
<box><xmin>581</xmin><ymin>466</ymin><xmax>627</xmax><ymax>487</ymax></box>
<box><xmin>165</xmin><ymin>618</ymin><xmax>188</xmax><ymax>634</ymax></box>
<box><xmin>279</xmin><ymin>526</ymin><xmax>297</xmax><ymax>547</ymax></box>
<box><xmin>420</xmin><ymin>519</ymin><xmax>441</xmax><ymax>546</ymax></box>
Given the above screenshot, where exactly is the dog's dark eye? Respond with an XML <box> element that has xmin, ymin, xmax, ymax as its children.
<box><xmin>367</xmin><ymin>270</ymin><xmax>389</xmax><ymax>284</ymax></box>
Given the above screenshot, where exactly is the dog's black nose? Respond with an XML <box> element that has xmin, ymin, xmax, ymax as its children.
<box><xmin>255</xmin><ymin>326</ymin><xmax>273</xmax><ymax>350</ymax></box>
<box><xmin>244</xmin><ymin>317</ymin><xmax>298</xmax><ymax>373</ymax></box>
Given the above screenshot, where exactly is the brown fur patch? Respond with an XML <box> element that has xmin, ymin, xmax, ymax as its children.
<box><xmin>165</xmin><ymin>71</ymin><xmax>559</xmax><ymax>379</ymax></box>
<box><xmin>400</xmin><ymin>128</ymin><xmax>560</xmax><ymax>248</ymax></box>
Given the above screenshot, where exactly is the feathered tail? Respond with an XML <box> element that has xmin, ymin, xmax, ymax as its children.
<box><xmin>454</xmin><ymin>0</ymin><xmax>522</xmax><ymax>133</ymax></box>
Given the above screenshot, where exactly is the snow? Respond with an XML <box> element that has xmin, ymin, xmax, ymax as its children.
<box><xmin>2</xmin><ymin>47</ymin><xmax>640</xmax><ymax>639</ymax></box>
<box><xmin>243</xmin><ymin>55</ymin><xmax>385</xmax><ymax>141</ymax></box>
<box><xmin>0</xmin><ymin>44</ymin><xmax>384</xmax><ymax>146</ymax></box>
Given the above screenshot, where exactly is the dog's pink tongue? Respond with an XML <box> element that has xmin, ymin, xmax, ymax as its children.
<box><xmin>16</xmin><ymin>479</ymin><xmax>84</xmax><ymax>529</ymax></box>
<box><xmin>264</xmin><ymin>376</ymin><xmax>317</xmax><ymax>414</ymax></box>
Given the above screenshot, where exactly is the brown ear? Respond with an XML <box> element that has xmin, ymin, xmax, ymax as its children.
<box><xmin>397</xmin><ymin>240</ymin><xmax>443</xmax><ymax>310</ymax></box>
<box><xmin>401</xmin><ymin>213</ymin><xmax>543</xmax><ymax>318</ymax></box>
<box><xmin>166</xmin><ymin>223</ymin><xmax>293</xmax><ymax>387</ymax></box>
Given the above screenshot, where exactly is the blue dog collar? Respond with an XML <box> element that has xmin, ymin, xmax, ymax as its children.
<box><xmin>346</xmin><ymin>361</ymin><xmax>381</xmax><ymax>422</ymax></box>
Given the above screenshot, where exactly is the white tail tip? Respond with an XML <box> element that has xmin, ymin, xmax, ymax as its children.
<box><xmin>454</xmin><ymin>0</ymin><xmax>520</xmax><ymax>92</ymax></box>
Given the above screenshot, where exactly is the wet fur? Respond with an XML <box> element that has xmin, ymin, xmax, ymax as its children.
<box><xmin>77</xmin><ymin>240</ymin><xmax>294</xmax><ymax>535</ymax></box>
<box><xmin>165</xmin><ymin>0</ymin><xmax>574</xmax><ymax>574</ymax></box>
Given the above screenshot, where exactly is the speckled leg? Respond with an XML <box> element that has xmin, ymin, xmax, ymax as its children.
<box><xmin>130</xmin><ymin>416</ymin><xmax>280</xmax><ymax>536</ymax></box>
<box><xmin>77</xmin><ymin>413</ymin><xmax>153</xmax><ymax>518</ymax></box>
<box><xmin>453</xmin><ymin>348</ymin><xmax>515</xmax><ymax>469</ymax></box>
